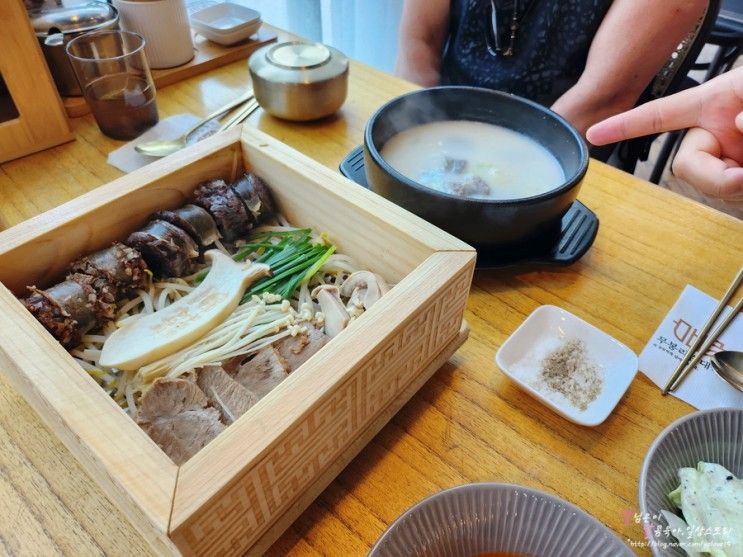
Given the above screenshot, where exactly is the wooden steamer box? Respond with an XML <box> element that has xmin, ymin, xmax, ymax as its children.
<box><xmin>0</xmin><ymin>126</ymin><xmax>475</xmax><ymax>555</ymax></box>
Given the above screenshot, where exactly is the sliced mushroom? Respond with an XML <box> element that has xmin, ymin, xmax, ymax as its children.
<box><xmin>339</xmin><ymin>271</ymin><xmax>385</xmax><ymax>310</ymax></box>
<box><xmin>311</xmin><ymin>284</ymin><xmax>349</xmax><ymax>338</ymax></box>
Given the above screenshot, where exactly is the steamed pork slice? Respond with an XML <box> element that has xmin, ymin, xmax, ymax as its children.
<box><xmin>230</xmin><ymin>172</ymin><xmax>276</xmax><ymax>223</ymax></box>
<box><xmin>154</xmin><ymin>204</ymin><xmax>220</xmax><ymax>249</ymax></box>
<box><xmin>136</xmin><ymin>378</ymin><xmax>225</xmax><ymax>465</ymax></box>
<box><xmin>69</xmin><ymin>242</ymin><xmax>148</xmax><ymax>291</ymax></box>
<box><xmin>193</xmin><ymin>178</ymin><xmax>253</xmax><ymax>243</ymax></box>
<box><xmin>196</xmin><ymin>365</ymin><xmax>257</xmax><ymax>424</ymax></box>
<box><xmin>23</xmin><ymin>280</ymin><xmax>98</xmax><ymax>348</ymax></box>
<box><xmin>274</xmin><ymin>325</ymin><xmax>329</xmax><ymax>371</ymax></box>
<box><xmin>231</xmin><ymin>346</ymin><xmax>290</xmax><ymax>399</ymax></box>
<box><xmin>126</xmin><ymin>219</ymin><xmax>199</xmax><ymax>278</ymax></box>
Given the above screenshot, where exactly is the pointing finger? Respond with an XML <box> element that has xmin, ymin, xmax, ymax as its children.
<box><xmin>587</xmin><ymin>87</ymin><xmax>706</xmax><ymax>145</ymax></box>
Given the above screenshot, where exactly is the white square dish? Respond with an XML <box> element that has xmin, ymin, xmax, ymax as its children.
<box><xmin>191</xmin><ymin>3</ymin><xmax>261</xmax><ymax>46</ymax></box>
<box><xmin>495</xmin><ymin>305</ymin><xmax>638</xmax><ymax>426</ymax></box>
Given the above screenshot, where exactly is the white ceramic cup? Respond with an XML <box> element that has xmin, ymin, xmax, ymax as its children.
<box><xmin>113</xmin><ymin>0</ymin><xmax>195</xmax><ymax>69</ymax></box>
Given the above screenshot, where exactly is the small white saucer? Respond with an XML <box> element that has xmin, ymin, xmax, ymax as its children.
<box><xmin>191</xmin><ymin>3</ymin><xmax>262</xmax><ymax>46</ymax></box>
<box><xmin>495</xmin><ymin>305</ymin><xmax>638</xmax><ymax>426</ymax></box>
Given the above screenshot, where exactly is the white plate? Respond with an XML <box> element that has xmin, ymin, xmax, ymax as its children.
<box><xmin>495</xmin><ymin>304</ymin><xmax>638</xmax><ymax>426</ymax></box>
<box><xmin>191</xmin><ymin>2</ymin><xmax>261</xmax><ymax>46</ymax></box>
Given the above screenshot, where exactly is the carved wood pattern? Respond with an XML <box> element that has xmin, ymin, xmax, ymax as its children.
<box><xmin>174</xmin><ymin>264</ymin><xmax>473</xmax><ymax>556</ymax></box>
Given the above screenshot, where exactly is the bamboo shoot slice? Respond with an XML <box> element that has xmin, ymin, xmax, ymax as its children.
<box><xmin>100</xmin><ymin>251</ymin><xmax>270</xmax><ymax>370</ymax></box>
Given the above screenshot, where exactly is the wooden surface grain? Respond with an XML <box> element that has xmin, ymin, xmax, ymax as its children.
<box><xmin>1</xmin><ymin>24</ymin><xmax>742</xmax><ymax>557</ymax></box>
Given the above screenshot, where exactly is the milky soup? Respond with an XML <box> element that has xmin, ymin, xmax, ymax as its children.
<box><xmin>380</xmin><ymin>120</ymin><xmax>565</xmax><ymax>200</ymax></box>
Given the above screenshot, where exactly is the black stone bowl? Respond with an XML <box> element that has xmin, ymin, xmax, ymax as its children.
<box><xmin>363</xmin><ymin>86</ymin><xmax>589</xmax><ymax>247</ymax></box>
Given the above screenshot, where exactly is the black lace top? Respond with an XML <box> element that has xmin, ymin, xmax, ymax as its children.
<box><xmin>440</xmin><ymin>0</ymin><xmax>614</xmax><ymax>106</ymax></box>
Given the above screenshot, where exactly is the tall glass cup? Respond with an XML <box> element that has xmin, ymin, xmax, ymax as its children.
<box><xmin>66</xmin><ymin>30</ymin><xmax>159</xmax><ymax>140</ymax></box>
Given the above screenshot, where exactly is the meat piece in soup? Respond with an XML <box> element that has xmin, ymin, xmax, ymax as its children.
<box><xmin>380</xmin><ymin>120</ymin><xmax>565</xmax><ymax>200</ymax></box>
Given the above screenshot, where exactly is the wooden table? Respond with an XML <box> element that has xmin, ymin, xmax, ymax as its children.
<box><xmin>1</xmin><ymin>25</ymin><xmax>742</xmax><ymax>557</ymax></box>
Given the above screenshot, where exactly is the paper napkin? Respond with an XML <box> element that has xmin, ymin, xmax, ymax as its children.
<box><xmin>639</xmin><ymin>284</ymin><xmax>743</xmax><ymax>409</ymax></box>
<box><xmin>107</xmin><ymin>114</ymin><xmax>221</xmax><ymax>173</ymax></box>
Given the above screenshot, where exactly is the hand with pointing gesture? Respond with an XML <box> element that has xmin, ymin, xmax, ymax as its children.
<box><xmin>587</xmin><ymin>67</ymin><xmax>743</xmax><ymax>204</ymax></box>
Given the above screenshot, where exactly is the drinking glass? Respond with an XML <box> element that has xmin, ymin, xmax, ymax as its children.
<box><xmin>66</xmin><ymin>30</ymin><xmax>159</xmax><ymax>140</ymax></box>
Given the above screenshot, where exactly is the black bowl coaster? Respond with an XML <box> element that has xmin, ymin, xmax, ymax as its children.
<box><xmin>339</xmin><ymin>145</ymin><xmax>599</xmax><ymax>270</ymax></box>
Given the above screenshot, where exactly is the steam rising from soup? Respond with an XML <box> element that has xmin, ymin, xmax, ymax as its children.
<box><xmin>380</xmin><ymin>120</ymin><xmax>565</xmax><ymax>200</ymax></box>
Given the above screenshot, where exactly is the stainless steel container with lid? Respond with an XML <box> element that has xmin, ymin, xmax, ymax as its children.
<box><xmin>29</xmin><ymin>2</ymin><xmax>119</xmax><ymax>96</ymax></box>
<box><xmin>248</xmin><ymin>41</ymin><xmax>349</xmax><ymax>121</ymax></box>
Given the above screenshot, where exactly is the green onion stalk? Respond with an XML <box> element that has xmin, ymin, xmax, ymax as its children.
<box><xmin>192</xmin><ymin>228</ymin><xmax>335</xmax><ymax>301</ymax></box>
<box><xmin>192</xmin><ymin>229</ymin><xmax>313</xmax><ymax>284</ymax></box>
<box><xmin>190</xmin><ymin>228</ymin><xmax>335</xmax><ymax>304</ymax></box>
<box><xmin>242</xmin><ymin>242</ymin><xmax>336</xmax><ymax>302</ymax></box>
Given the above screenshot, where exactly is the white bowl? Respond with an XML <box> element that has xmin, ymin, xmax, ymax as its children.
<box><xmin>191</xmin><ymin>2</ymin><xmax>261</xmax><ymax>46</ymax></box>
<box><xmin>495</xmin><ymin>305</ymin><xmax>638</xmax><ymax>426</ymax></box>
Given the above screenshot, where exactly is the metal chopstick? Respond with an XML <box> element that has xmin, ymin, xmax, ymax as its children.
<box><xmin>220</xmin><ymin>99</ymin><xmax>259</xmax><ymax>131</ymax></box>
<box><xmin>666</xmin><ymin>296</ymin><xmax>742</xmax><ymax>392</ymax></box>
<box><xmin>228</xmin><ymin>101</ymin><xmax>260</xmax><ymax>129</ymax></box>
<box><xmin>189</xmin><ymin>89</ymin><xmax>253</xmax><ymax>135</ymax></box>
<box><xmin>663</xmin><ymin>266</ymin><xmax>743</xmax><ymax>393</ymax></box>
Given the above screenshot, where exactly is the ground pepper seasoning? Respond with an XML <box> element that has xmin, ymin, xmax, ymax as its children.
<box><xmin>538</xmin><ymin>338</ymin><xmax>603</xmax><ymax>411</ymax></box>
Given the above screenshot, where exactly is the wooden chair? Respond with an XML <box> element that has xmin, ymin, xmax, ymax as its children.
<box><xmin>702</xmin><ymin>0</ymin><xmax>743</xmax><ymax>78</ymax></box>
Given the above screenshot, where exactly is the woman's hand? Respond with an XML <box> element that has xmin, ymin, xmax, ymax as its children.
<box><xmin>587</xmin><ymin>67</ymin><xmax>743</xmax><ymax>203</ymax></box>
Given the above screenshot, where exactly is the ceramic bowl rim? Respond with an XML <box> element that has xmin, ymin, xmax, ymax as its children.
<box><xmin>638</xmin><ymin>407</ymin><xmax>743</xmax><ymax>512</ymax></box>
<box><xmin>364</xmin><ymin>85</ymin><xmax>590</xmax><ymax>207</ymax></box>
<box><xmin>639</xmin><ymin>407</ymin><xmax>743</xmax><ymax>506</ymax></box>
<box><xmin>369</xmin><ymin>482</ymin><xmax>633</xmax><ymax>556</ymax></box>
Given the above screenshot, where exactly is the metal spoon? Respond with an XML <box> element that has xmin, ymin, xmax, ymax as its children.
<box><xmin>711</xmin><ymin>350</ymin><xmax>743</xmax><ymax>392</ymax></box>
<box><xmin>135</xmin><ymin>90</ymin><xmax>254</xmax><ymax>157</ymax></box>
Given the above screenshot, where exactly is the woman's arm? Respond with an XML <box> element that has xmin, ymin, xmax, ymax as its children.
<box><xmin>551</xmin><ymin>0</ymin><xmax>709</xmax><ymax>135</ymax></box>
<box><xmin>394</xmin><ymin>0</ymin><xmax>451</xmax><ymax>86</ymax></box>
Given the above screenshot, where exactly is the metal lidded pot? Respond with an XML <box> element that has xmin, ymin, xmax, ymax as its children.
<box><xmin>29</xmin><ymin>1</ymin><xmax>119</xmax><ymax>96</ymax></box>
<box><xmin>248</xmin><ymin>41</ymin><xmax>349</xmax><ymax>121</ymax></box>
